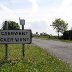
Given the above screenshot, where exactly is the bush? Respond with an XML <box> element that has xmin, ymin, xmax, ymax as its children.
<box><xmin>63</xmin><ymin>30</ymin><xmax>72</xmax><ymax>40</ymax></box>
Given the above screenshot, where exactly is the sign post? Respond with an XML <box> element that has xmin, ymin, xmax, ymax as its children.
<box><xmin>0</xmin><ymin>18</ymin><xmax>32</xmax><ymax>61</ymax></box>
<box><xmin>5</xmin><ymin>44</ymin><xmax>8</xmax><ymax>62</ymax></box>
<box><xmin>19</xmin><ymin>18</ymin><xmax>25</xmax><ymax>58</ymax></box>
<box><xmin>22</xmin><ymin>25</ymin><xmax>25</xmax><ymax>57</ymax></box>
<box><xmin>5</xmin><ymin>21</ymin><xmax>8</xmax><ymax>62</ymax></box>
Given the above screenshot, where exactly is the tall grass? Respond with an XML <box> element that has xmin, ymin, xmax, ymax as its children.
<box><xmin>0</xmin><ymin>44</ymin><xmax>71</xmax><ymax>72</ymax></box>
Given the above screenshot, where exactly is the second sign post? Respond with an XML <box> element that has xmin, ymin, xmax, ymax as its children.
<box><xmin>20</xmin><ymin>18</ymin><xmax>25</xmax><ymax>58</ymax></box>
<box><xmin>22</xmin><ymin>23</ymin><xmax>25</xmax><ymax>57</ymax></box>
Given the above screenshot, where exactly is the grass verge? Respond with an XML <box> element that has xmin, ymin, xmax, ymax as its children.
<box><xmin>0</xmin><ymin>44</ymin><xmax>72</xmax><ymax>72</ymax></box>
<box><xmin>61</xmin><ymin>40</ymin><xmax>72</xmax><ymax>43</ymax></box>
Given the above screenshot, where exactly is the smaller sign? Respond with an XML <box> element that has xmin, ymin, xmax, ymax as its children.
<box><xmin>19</xmin><ymin>18</ymin><xmax>25</xmax><ymax>25</ymax></box>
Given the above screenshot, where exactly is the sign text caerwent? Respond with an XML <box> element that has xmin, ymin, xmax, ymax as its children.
<box><xmin>0</xmin><ymin>30</ymin><xmax>32</xmax><ymax>44</ymax></box>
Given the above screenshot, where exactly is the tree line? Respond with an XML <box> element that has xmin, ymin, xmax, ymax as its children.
<box><xmin>2</xmin><ymin>21</ymin><xmax>20</xmax><ymax>30</ymax></box>
<box><xmin>1</xmin><ymin>19</ymin><xmax>72</xmax><ymax>40</ymax></box>
<box><xmin>51</xmin><ymin>18</ymin><xmax>68</xmax><ymax>39</ymax></box>
<box><xmin>51</xmin><ymin>18</ymin><xmax>72</xmax><ymax>40</ymax></box>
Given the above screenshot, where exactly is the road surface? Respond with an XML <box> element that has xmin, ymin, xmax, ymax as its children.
<box><xmin>32</xmin><ymin>38</ymin><xmax>72</xmax><ymax>67</ymax></box>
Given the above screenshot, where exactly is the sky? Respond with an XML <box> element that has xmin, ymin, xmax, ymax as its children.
<box><xmin>0</xmin><ymin>0</ymin><xmax>72</xmax><ymax>35</ymax></box>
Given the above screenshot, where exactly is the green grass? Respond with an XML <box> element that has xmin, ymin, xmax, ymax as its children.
<box><xmin>33</xmin><ymin>36</ymin><xmax>49</xmax><ymax>40</ymax></box>
<box><xmin>33</xmin><ymin>36</ymin><xmax>72</xmax><ymax>43</ymax></box>
<box><xmin>61</xmin><ymin>40</ymin><xmax>72</xmax><ymax>43</ymax></box>
<box><xmin>0</xmin><ymin>44</ymin><xmax>72</xmax><ymax>72</ymax></box>
<box><xmin>33</xmin><ymin>35</ymin><xmax>58</xmax><ymax>40</ymax></box>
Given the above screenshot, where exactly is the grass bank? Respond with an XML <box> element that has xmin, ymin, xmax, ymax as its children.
<box><xmin>0</xmin><ymin>44</ymin><xmax>72</xmax><ymax>72</ymax></box>
<box><xmin>33</xmin><ymin>35</ymin><xmax>58</xmax><ymax>40</ymax></box>
<box><xmin>33</xmin><ymin>36</ymin><xmax>72</xmax><ymax>43</ymax></box>
<box><xmin>61</xmin><ymin>40</ymin><xmax>72</xmax><ymax>43</ymax></box>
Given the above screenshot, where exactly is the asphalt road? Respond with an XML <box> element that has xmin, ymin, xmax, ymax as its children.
<box><xmin>32</xmin><ymin>38</ymin><xmax>72</xmax><ymax>67</ymax></box>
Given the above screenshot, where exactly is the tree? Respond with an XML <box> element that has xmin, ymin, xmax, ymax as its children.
<box><xmin>2</xmin><ymin>21</ymin><xmax>20</xmax><ymax>30</ymax></box>
<box><xmin>51</xmin><ymin>18</ymin><xmax>68</xmax><ymax>39</ymax></box>
<box><xmin>36</xmin><ymin>32</ymin><xmax>38</xmax><ymax>35</ymax></box>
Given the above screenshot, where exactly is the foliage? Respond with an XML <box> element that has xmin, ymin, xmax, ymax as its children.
<box><xmin>33</xmin><ymin>34</ymin><xmax>58</xmax><ymax>40</ymax></box>
<box><xmin>51</xmin><ymin>18</ymin><xmax>68</xmax><ymax>38</ymax></box>
<box><xmin>52</xmin><ymin>18</ymin><xmax>68</xmax><ymax>33</ymax></box>
<box><xmin>63</xmin><ymin>30</ymin><xmax>72</xmax><ymax>40</ymax></box>
<box><xmin>2</xmin><ymin>21</ymin><xmax>20</xmax><ymax>30</ymax></box>
<box><xmin>0</xmin><ymin>44</ymin><xmax>72</xmax><ymax>72</ymax></box>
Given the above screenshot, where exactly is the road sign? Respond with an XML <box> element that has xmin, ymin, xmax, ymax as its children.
<box><xmin>0</xmin><ymin>30</ymin><xmax>32</xmax><ymax>44</ymax></box>
<box><xmin>19</xmin><ymin>18</ymin><xmax>25</xmax><ymax>25</ymax></box>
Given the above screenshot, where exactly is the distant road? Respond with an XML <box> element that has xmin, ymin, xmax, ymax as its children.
<box><xmin>32</xmin><ymin>38</ymin><xmax>72</xmax><ymax>67</ymax></box>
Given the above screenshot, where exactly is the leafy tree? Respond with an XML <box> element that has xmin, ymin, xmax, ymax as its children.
<box><xmin>2</xmin><ymin>21</ymin><xmax>20</xmax><ymax>30</ymax></box>
<box><xmin>51</xmin><ymin>18</ymin><xmax>68</xmax><ymax>39</ymax></box>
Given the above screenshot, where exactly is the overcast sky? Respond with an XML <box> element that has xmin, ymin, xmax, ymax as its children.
<box><xmin>0</xmin><ymin>0</ymin><xmax>72</xmax><ymax>35</ymax></box>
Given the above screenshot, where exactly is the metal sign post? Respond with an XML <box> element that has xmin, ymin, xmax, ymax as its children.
<box><xmin>0</xmin><ymin>18</ymin><xmax>32</xmax><ymax>61</ymax></box>
<box><xmin>22</xmin><ymin>25</ymin><xmax>25</xmax><ymax>57</ymax></box>
<box><xmin>5</xmin><ymin>21</ymin><xmax>8</xmax><ymax>62</ymax></box>
<box><xmin>19</xmin><ymin>18</ymin><xmax>25</xmax><ymax>58</ymax></box>
<box><xmin>5</xmin><ymin>44</ymin><xmax>8</xmax><ymax>62</ymax></box>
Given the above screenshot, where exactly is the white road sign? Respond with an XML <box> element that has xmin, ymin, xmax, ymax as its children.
<box><xmin>19</xmin><ymin>18</ymin><xmax>25</xmax><ymax>25</ymax></box>
<box><xmin>0</xmin><ymin>30</ymin><xmax>32</xmax><ymax>44</ymax></box>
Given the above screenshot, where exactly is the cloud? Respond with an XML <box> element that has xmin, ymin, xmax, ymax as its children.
<box><xmin>0</xmin><ymin>0</ymin><xmax>72</xmax><ymax>35</ymax></box>
<box><xmin>29</xmin><ymin>0</ymin><xmax>38</xmax><ymax>12</ymax></box>
<box><xmin>0</xmin><ymin>3</ymin><xmax>18</xmax><ymax>28</ymax></box>
<box><xmin>29</xmin><ymin>0</ymin><xmax>72</xmax><ymax>35</ymax></box>
<box><xmin>59</xmin><ymin>0</ymin><xmax>72</xmax><ymax>29</ymax></box>
<box><xmin>61</xmin><ymin>0</ymin><xmax>72</xmax><ymax>8</ymax></box>
<box><xmin>29</xmin><ymin>21</ymin><xmax>48</xmax><ymax>33</ymax></box>
<box><xmin>28</xmin><ymin>20</ymin><xmax>58</xmax><ymax>35</ymax></box>
<box><xmin>60</xmin><ymin>0</ymin><xmax>72</xmax><ymax>13</ymax></box>
<box><xmin>0</xmin><ymin>3</ymin><xmax>12</xmax><ymax>12</ymax></box>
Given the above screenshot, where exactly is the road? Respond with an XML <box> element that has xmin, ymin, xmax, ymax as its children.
<box><xmin>32</xmin><ymin>38</ymin><xmax>72</xmax><ymax>67</ymax></box>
